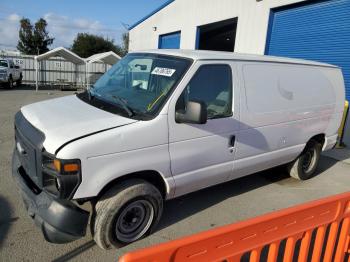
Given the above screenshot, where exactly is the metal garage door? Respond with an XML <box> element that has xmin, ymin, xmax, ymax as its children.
<box><xmin>266</xmin><ymin>0</ymin><xmax>350</xmax><ymax>100</ymax></box>
<box><xmin>158</xmin><ymin>31</ymin><xmax>181</xmax><ymax>49</ymax></box>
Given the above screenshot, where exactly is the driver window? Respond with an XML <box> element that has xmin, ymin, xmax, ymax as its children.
<box><xmin>176</xmin><ymin>64</ymin><xmax>233</xmax><ymax>119</ymax></box>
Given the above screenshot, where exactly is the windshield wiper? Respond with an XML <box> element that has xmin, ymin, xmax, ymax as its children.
<box><xmin>110</xmin><ymin>95</ymin><xmax>134</xmax><ymax>117</ymax></box>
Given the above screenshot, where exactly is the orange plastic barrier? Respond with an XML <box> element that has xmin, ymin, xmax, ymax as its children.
<box><xmin>119</xmin><ymin>192</ymin><xmax>350</xmax><ymax>262</ymax></box>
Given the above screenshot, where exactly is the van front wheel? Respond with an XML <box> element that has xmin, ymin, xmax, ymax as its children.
<box><xmin>92</xmin><ymin>179</ymin><xmax>163</xmax><ymax>250</ymax></box>
<box><xmin>287</xmin><ymin>140</ymin><xmax>321</xmax><ymax>180</ymax></box>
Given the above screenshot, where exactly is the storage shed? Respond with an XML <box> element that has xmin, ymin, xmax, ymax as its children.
<box><xmin>85</xmin><ymin>51</ymin><xmax>121</xmax><ymax>87</ymax></box>
<box><xmin>34</xmin><ymin>47</ymin><xmax>86</xmax><ymax>91</ymax></box>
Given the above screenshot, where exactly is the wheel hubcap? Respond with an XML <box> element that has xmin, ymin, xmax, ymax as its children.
<box><xmin>115</xmin><ymin>199</ymin><xmax>154</xmax><ymax>243</ymax></box>
<box><xmin>302</xmin><ymin>148</ymin><xmax>317</xmax><ymax>173</ymax></box>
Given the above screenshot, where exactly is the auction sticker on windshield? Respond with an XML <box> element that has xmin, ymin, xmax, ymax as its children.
<box><xmin>151</xmin><ymin>67</ymin><xmax>176</xmax><ymax>77</ymax></box>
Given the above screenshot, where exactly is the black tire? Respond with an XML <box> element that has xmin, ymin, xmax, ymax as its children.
<box><xmin>16</xmin><ymin>74</ymin><xmax>22</xmax><ymax>86</ymax></box>
<box><xmin>5</xmin><ymin>76</ymin><xmax>14</xmax><ymax>89</ymax></box>
<box><xmin>287</xmin><ymin>140</ymin><xmax>322</xmax><ymax>180</ymax></box>
<box><xmin>92</xmin><ymin>179</ymin><xmax>163</xmax><ymax>250</ymax></box>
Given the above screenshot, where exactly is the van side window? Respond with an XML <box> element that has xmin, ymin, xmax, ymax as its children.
<box><xmin>176</xmin><ymin>64</ymin><xmax>232</xmax><ymax>119</ymax></box>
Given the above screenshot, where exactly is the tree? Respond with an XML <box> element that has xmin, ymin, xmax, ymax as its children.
<box><xmin>120</xmin><ymin>32</ymin><xmax>129</xmax><ymax>57</ymax></box>
<box><xmin>17</xmin><ymin>18</ymin><xmax>33</xmax><ymax>54</ymax></box>
<box><xmin>71</xmin><ymin>33</ymin><xmax>122</xmax><ymax>58</ymax></box>
<box><xmin>17</xmin><ymin>18</ymin><xmax>54</xmax><ymax>55</ymax></box>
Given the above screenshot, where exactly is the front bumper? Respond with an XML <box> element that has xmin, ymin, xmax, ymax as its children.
<box><xmin>0</xmin><ymin>76</ymin><xmax>7</xmax><ymax>83</ymax></box>
<box><xmin>12</xmin><ymin>149</ymin><xmax>90</xmax><ymax>243</ymax></box>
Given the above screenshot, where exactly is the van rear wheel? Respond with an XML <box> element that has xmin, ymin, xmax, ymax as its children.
<box><xmin>287</xmin><ymin>140</ymin><xmax>321</xmax><ymax>180</ymax></box>
<box><xmin>92</xmin><ymin>179</ymin><xmax>163</xmax><ymax>250</ymax></box>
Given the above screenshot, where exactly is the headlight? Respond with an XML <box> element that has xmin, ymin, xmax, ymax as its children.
<box><xmin>42</xmin><ymin>154</ymin><xmax>81</xmax><ymax>199</ymax></box>
<box><xmin>51</xmin><ymin>159</ymin><xmax>80</xmax><ymax>174</ymax></box>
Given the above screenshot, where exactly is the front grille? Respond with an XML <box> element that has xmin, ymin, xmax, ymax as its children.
<box><xmin>15</xmin><ymin>131</ymin><xmax>37</xmax><ymax>182</ymax></box>
<box><xmin>18</xmin><ymin>166</ymin><xmax>42</xmax><ymax>195</ymax></box>
<box><xmin>14</xmin><ymin>112</ymin><xmax>45</xmax><ymax>188</ymax></box>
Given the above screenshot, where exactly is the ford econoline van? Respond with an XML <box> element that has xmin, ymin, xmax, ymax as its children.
<box><xmin>12</xmin><ymin>50</ymin><xmax>345</xmax><ymax>249</ymax></box>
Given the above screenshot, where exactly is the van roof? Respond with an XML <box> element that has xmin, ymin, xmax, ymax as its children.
<box><xmin>130</xmin><ymin>49</ymin><xmax>338</xmax><ymax>69</ymax></box>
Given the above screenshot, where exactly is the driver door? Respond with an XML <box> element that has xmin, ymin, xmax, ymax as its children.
<box><xmin>168</xmin><ymin>62</ymin><xmax>240</xmax><ymax>197</ymax></box>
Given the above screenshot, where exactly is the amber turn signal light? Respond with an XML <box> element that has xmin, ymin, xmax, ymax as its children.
<box><xmin>63</xmin><ymin>163</ymin><xmax>79</xmax><ymax>173</ymax></box>
<box><xmin>53</xmin><ymin>159</ymin><xmax>61</xmax><ymax>172</ymax></box>
<box><xmin>53</xmin><ymin>159</ymin><xmax>79</xmax><ymax>174</ymax></box>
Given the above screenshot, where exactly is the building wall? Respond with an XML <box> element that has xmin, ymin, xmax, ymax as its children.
<box><xmin>129</xmin><ymin>0</ymin><xmax>307</xmax><ymax>54</ymax></box>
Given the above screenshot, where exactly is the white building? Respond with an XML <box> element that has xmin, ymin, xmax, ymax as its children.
<box><xmin>129</xmin><ymin>0</ymin><xmax>350</xmax><ymax>144</ymax></box>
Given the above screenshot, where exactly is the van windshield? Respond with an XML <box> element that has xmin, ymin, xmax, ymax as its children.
<box><xmin>0</xmin><ymin>60</ymin><xmax>8</xmax><ymax>68</ymax></box>
<box><xmin>90</xmin><ymin>53</ymin><xmax>192</xmax><ymax>119</ymax></box>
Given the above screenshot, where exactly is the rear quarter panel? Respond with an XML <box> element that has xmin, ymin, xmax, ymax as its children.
<box><xmin>233</xmin><ymin>62</ymin><xmax>344</xmax><ymax>177</ymax></box>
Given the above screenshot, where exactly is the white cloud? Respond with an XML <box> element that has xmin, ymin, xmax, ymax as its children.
<box><xmin>8</xmin><ymin>13</ymin><xmax>21</xmax><ymax>22</ymax></box>
<box><xmin>0</xmin><ymin>13</ymin><xmax>21</xmax><ymax>50</ymax></box>
<box><xmin>0</xmin><ymin>12</ymin><xmax>123</xmax><ymax>51</ymax></box>
<box><xmin>44</xmin><ymin>13</ymin><xmax>122</xmax><ymax>48</ymax></box>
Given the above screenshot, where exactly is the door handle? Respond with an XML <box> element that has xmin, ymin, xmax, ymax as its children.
<box><xmin>230</xmin><ymin>135</ymin><xmax>235</xmax><ymax>147</ymax></box>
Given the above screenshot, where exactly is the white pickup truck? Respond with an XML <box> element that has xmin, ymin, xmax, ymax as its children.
<box><xmin>0</xmin><ymin>58</ymin><xmax>23</xmax><ymax>88</ymax></box>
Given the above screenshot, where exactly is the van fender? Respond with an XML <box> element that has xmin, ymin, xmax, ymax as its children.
<box><xmin>93</xmin><ymin>170</ymin><xmax>175</xmax><ymax>200</ymax></box>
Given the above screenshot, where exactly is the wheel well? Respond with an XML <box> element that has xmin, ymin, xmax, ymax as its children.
<box><xmin>308</xmin><ymin>134</ymin><xmax>325</xmax><ymax>147</ymax></box>
<box><xmin>97</xmin><ymin>170</ymin><xmax>167</xmax><ymax>200</ymax></box>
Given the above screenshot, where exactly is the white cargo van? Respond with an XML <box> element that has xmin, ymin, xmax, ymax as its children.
<box><xmin>12</xmin><ymin>50</ymin><xmax>345</xmax><ymax>249</ymax></box>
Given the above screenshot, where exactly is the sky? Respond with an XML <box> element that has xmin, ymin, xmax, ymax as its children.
<box><xmin>0</xmin><ymin>0</ymin><xmax>168</xmax><ymax>50</ymax></box>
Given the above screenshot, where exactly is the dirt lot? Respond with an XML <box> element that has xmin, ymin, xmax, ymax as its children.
<box><xmin>0</xmin><ymin>89</ymin><xmax>349</xmax><ymax>261</ymax></box>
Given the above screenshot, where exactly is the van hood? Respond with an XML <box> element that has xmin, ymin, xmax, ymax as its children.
<box><xmin>21</xmin><ymin>95</ymin><xmax>138</xmax><ymax>154</ymax></box>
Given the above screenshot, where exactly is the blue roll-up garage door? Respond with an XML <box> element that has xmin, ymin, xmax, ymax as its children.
<box><xmin>158</xmin><ymin>31</ymin><xmax>181</xmax><ymax>49</ymax></box>
<box><xmin>266</xmin><ymin>0</ymin><xmax>350</xmax><ymax>100</ymax></box>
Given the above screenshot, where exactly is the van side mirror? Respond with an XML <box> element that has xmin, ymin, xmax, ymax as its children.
<box><xmin>175</xmin><ymin>101</ymin><xmax>207</xmax><ymax>124</ymax></box>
